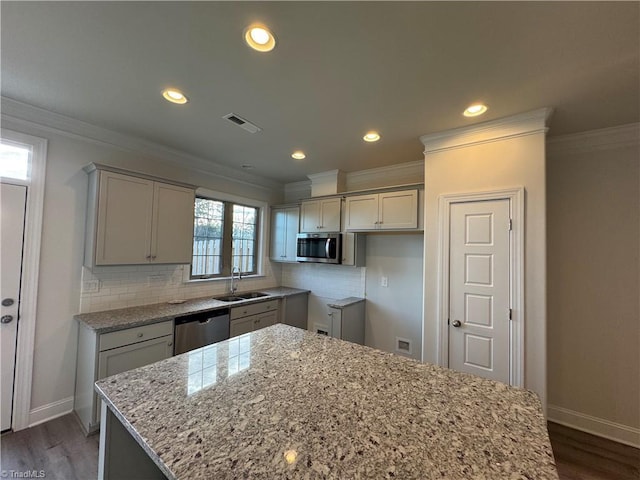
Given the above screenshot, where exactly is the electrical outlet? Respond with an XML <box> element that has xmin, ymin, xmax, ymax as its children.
<box><xmin>380</xmin><ymin>276</ymin><xmax>388</xmax><ymax>287</ymax></box>
<box><xmin>83</xmin><ymin>280</ymin><xmax>100</xmax><ymax>293</ymax></box>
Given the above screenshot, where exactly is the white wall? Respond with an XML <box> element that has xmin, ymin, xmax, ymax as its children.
<box><xmin>546</xmin><ymin>124</ymin><xmax>639</xmax><ymax>446</ymax></box>
<box><xmin>364</xmin><ymin>234</ymin><xmax>423</xmax><ymax>360</ymax></box>
<box><xmin>281</xmin><ymin>263</ymin><xmax>365</xmax><ymax>330</ymax></box>
<box><xmin>1</xmin><ymin>112</ymin><xmax>283</xmax><ymax>422</ymax></box>
<box><xmin>281</xmin><ymin>235</ymin><xmax>425</xmax><ymax>360</ymax></box>
<box><xmin>281</xmin><ymin>160</ymin><xmax>425</xmax><ymax>353</ymax></box>
<box><xmin>422</xmin><ymin>117</ymin><xmax>548</xmax><ymax>405</ymax></box>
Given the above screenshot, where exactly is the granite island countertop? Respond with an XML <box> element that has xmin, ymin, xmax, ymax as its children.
<box><xmin>75</xmin><ymin>287</ymin><xmax>309</xmax><ymax>333</ymax></box>
<box><xmin>95</xmin><ymin>324</ymin><xmax>558</xmax><ymax>480</ymax></box>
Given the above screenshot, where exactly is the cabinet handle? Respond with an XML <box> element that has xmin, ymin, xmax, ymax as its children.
<box><xmin>168</xmin><ymin>342</ymin><xmax>173</xmax><ymax>346</ymax></box>
<box><xmin>146</xmin><ymin>255</ymin><xmax>151</xmax><ymax>260</ymax></box>
<box><xmin>151</xmin><ymin>255</ymin><xmax>157</xmax><ymax>260</ymax></box>
<box><xmin>137</xmin><ymin>332</ymin><xmax>144</xmax><ymax>338</ymax></box>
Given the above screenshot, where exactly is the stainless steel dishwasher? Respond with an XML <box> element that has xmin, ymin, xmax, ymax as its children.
<box><xmin>174</xmin><ymin>308</ymin><xmax>230</xmax><ymax>355</ymax></box>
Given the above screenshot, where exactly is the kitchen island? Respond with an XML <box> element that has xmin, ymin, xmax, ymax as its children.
<box><xmin>95</xmin><ymin>324</ymin><xmax>558</xmax><ymax>479</ymax></box>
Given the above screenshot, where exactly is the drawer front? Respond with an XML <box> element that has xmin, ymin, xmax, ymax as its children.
<box><xmin>230</xmin><ymin>300</ymin><xmax>279</xmax><ymax>320</ymax></box>
<box><xmin>99</xmin><ymin>320</ymin><xmax>173</xmax><ymax>351</ymax></box>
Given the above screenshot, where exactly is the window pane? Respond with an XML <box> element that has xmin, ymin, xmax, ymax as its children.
<box><xmin>192</xmin><ymin>198</ymin><xmax>224</xmax><ymax>277</ymax></box>
<box><xmin>232</xmin><ymin>204</ymin><xmax>258</xmax><ymax>275</ymax></box>
<box><xmin>0</xmin><ymin>142</ymin><xmax>31</xmax><ymax>180</ymax></box>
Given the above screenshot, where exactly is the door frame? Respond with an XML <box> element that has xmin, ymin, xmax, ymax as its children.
<box><xmin>436</xmin><ymin>187</ymin><xmax>524</xmax><ymax>387</ymax></box>
<box><xmin>1</xmin><ymin>128</ymin><xmax>47</xmax><ymax>430</ymax></box>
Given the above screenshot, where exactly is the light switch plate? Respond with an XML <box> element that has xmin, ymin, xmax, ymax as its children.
<box><xmin>380</xmin><ymin>276</ymin><xmax>388</xmax><ymax>287</ymax></box>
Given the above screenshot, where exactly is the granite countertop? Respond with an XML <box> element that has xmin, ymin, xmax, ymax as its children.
<box><xmin>327</xmin><ymin>296</ymin><xmax>365</xmax><ymax>308</ymax></box>
<box><xmin>75</xmin><ymin>287</ymin><xmax>309</xmax><ymax>333</ymax></box>
<box><xmin>95</xmin><ymin>324</ymin><xmax>558</xmax><ymax>480</ymax></box>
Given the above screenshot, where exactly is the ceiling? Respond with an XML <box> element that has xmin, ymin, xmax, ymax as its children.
<box><xmin>2</xmin><ymin>2</ymin><xmax>638</xmax><ymax>185</ymax></box>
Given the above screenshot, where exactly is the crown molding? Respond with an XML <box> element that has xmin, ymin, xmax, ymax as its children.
<box><xmin>547</xmin><ymin>123</ymin><xmax>639</xmax><ymax>157</ymax></box>
<box><xmin>420</xmin><ymin>107</ymin><xmax>553</xmax><ymax>154</ymax></box>
<box><xmin>0</xmin><ymin>96</ymin><xmax>283</xmax><ymax>192</ymax></box>
<box><xmin>307</xmin><ymin>169</ymin><xmax>343</xmax><ymax>182</ymax></box>
<box><xmin>307</xmin><ymin>169</ymin><xmax>345</xmax><ymax>196</ymax></box>
<box><xmin>346</xmin><ymin>159</ymin><xmax>424</xmax><ymax>191</ymax></box>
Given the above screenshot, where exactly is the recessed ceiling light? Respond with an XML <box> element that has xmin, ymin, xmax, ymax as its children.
<box><xmin>291</xmin><ymin>151</ymin><xmax>306</xmax><ymax>160</ymax></box>
<box><xmin>244</xmin><ymin>24</ymin><xmax>276</xmax><ymax>52</ymax></box>
<box><xmin>463</xmin><ymin>103</ymin><xmax>488</xmax><ymax>117</ymax></box>
<box><xmin>363</xmin><ymin>131</ymin><xmax>381</xmax><ymax>142</ymax></box>
<box><xmin>162</xmin><ymin>88</ymin><xmax>188</xmax><ymax>104</ymax></box>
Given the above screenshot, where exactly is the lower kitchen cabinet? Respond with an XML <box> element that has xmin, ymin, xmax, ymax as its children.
<box><xmin>280</xmin><ymin>291</ymin><xmax>309</xmax><ymax>330</ymax></box>
<box><xmin>313</xmin><ymin>299</ymin><xmax>365</xmax><ymax>345</ymax></box>
<box><xmin>230</xmin><ymin>300</ymin><xmax>279</xmax><ymax>338</ymax></box>
<box><xmin>74</xmin><ymin>320</ymin><xmax>173</xmax><ymax>434</ymax></box>
<box><xmin>98</xmin><ymin>335</ymin><xmax>173</xmax><ymax>379</ymax></box>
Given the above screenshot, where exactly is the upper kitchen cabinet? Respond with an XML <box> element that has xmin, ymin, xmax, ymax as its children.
<box><xmin>299</xmin><ymin>198</ymin><xmax>341</xmax><ymax>233</ymax></box>
<box><xmin>84</xmin><ymin>164</ymin><xmax>195</xmax><ymax>266</ymax></box>
<box><xmin>270</xmin><ymin>205</ymin><xmax>299</xmax><ymax>262</ymax></box>
<box><xmin>345</xmin><ymin>189</ymin><xmax>418</xmax><ymax>231</ymax></box>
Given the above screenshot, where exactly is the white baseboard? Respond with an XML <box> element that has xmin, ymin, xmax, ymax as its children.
<box><xmin>547</xmin><ymin>404</ymin><xmax>640</xmax><ymax>448</ymax></box>
<box><xmin>28</xmin><ymin>396</ymin><xmax>74</xmax><ymax>428</ymax></box>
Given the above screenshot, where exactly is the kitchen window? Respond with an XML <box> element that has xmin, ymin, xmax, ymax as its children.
<box><xmin>191</xmin><ymin>196</ymin><xmax>259</xmax><ymax>279</ymax></box>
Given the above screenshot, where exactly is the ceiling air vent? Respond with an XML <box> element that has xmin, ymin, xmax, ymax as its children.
<box><xmin>223</xmin><ymin>113</ymin><xmax>262</xmax><ymax>134</ymax></box>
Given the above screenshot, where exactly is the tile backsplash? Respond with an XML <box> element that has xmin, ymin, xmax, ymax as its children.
<box><xmin>79</xmin><ymin>261</ymin><xmax>364</xmax><ymax>314</ymax></box>
<box><xmin>79</xmin><ymin>262</ymin><xmax>281</xmax><ymax>313</ymax></box>
<box><xmin>281</xmin><ymin>263</ymin><xmax>365</xmax><ymax>299</ymax></box>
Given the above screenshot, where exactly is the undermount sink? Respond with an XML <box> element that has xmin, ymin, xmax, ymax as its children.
<box><xmin>214</xmin><ymin>292</ymin><xmax>270</xmax><ymax>303</ymax></box>
<box><xmin>236</xmin><ymin>292</ymin><xmax>269</xmax><ymax>299</ymax></box>
<box><xmin>215</xmin><ymin>295</ymin><xmax>245</xmax><ymax>302</ymax></box>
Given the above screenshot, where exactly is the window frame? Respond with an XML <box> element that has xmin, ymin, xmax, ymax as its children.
<box><xmin>189</xmin><ymin>189</ymin><xmax>266</xmax><ymax>281</ymax></box>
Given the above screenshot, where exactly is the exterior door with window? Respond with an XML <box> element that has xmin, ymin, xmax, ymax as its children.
<box><xmin>1</xmin><ymin>184</ymin><xmax>27</xmax><ymax>430</ymax></box>
<box><xmin>448</xmin><ymin>199</ymin><xmax>511</xmax><ymax>383</ymax></box>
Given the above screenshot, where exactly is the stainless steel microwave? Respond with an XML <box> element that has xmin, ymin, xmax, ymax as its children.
<box><xmin>296</xmin><ymin>233</ymin><xmax>342</xmax><ymax>264</ymax></box>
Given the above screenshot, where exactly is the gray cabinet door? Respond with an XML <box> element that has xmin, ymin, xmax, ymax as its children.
<box><xmin>230</xmin><ymin>317</ymin><xmax>254</xmax><ymax>338</ymax></box>
<box><xmin>270</xmin><ymin>206</ymin><xmax>299</xmax><ymax>262</ymax></box>
<box><xmin>255</xmin><ymin>311</ymin><xmax>278</xmax><ymax>331</ymax></box>
<box><xmin>98</xmin><ymin>335</ymin><xmax>173</xmax><ymax>380</ymax></box>
<box><xmin>95</xmin><ymin>171</ymin><xmax>154</xmax><ymax>265</ymax></box>
<box><xmin>151</xmin><ymin>182</ymin><xmax>195</xmax><ymax>263</ymax></box>
<box><xmin>283</xmin><ymin>293</ymin><xmax>308</xmax><ymax>330</ymax></box>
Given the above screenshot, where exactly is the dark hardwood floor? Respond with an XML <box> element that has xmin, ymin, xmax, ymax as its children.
<box><xmin>1</xmin><ymin>415</ymin><xmax>638</xmax><ymax>479</ymax></box>
<box><xmin>549</xmin><ymin>422</ymin><xmax>640</xmax><ymax>480</ymax></box>
<box><xmin>0</xmin><ymin>414</ymin><xmax>99</xmax><ymax>480</ymax></box>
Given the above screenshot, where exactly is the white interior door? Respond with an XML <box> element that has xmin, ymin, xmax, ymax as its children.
<box><xmin>1</xmin><ymin>182</ymin><xmax>27</xmax><ymax>431</ymax></box>
<box><xmin>448</xmin><ymin>199</ymin><xmax>510</xmax><ymax>383</ymax></box>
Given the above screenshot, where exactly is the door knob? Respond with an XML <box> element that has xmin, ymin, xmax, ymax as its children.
<box><xmin>2</xmin><ymin>298</ymin><xmax>14</xmax><ymax>307</ymax></box>
<box><xmin>1</xmin><ymin>315</ymin><xmax>14</xmax><ymax>324</ymax></box>
<box><xmin>451</xmin><ymin>320</ymin><xmax>462</xmax><ymax>328</ymax></box>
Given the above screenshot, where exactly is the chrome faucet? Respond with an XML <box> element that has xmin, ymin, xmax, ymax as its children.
<box><xmin>230</xmin><ymin>266</ymin><xmax>241</xmax><ymax>294</ymax></box>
